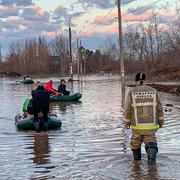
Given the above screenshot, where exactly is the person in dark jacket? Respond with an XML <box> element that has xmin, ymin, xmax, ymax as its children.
<box><xmin>58</xmin><ymin>79</ymin><xmax>70</xmax><ymax>95</ymax></box>
<box><xmin>33</xmin><ymin>85</ymin><xmax>50</xmax><ymax>130</ymax></box>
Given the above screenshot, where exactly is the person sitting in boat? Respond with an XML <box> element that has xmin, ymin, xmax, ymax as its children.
<box><xmin>33</xmin><ymin>85</ymin><xmax>50</xmax><ymax>130</ymax></box>
<box><xmin>58</xmin><ymin>79</ymin><xmax>70</xmax><ymax>95</ymax></box>
<box><xmin>24</xmin><ymin>74</ymin><xmax>31</xmax><ymax>80</ymax></box>
<box><xmin>22</xmin><ymin>90</ymin><xmax>34</xmax><ymax>118</ymax></box>
<box><xmin>44</xmin><ymin>80</ymin><xmax>59</xmax><ymax>95</ymax></box>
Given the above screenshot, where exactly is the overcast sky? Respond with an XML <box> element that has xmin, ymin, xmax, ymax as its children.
<box><xmin>0</xmin><ymin>0</ymin><xmax>178</xmax><ymax>56</ymax></box>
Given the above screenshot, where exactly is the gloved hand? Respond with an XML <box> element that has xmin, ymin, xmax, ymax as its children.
<box><xmin>125</xmin><ymin>122</ymin><xmax>131</xmax><ymax>129</ymax></box>
<box><xmin>159</xmin><ymin>121</ymin><xmax>164</xmax><ymax>128</ymax></box>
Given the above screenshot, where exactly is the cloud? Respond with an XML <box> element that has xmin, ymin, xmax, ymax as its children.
<box><xmin>78</xmin><ymin>0</ymin><xmax>114</xmax><ymax>9</ymax></box>
<box><xmin>150</xmin><ymin>12</ymin><xmax>176</xmax><ymax>25</ymax></box>
<box><xmin>0</xmin><ymin>3</ymin><xmax>75</xmax><ymax>45</ymax></box>
<box><xmin>78</xmin><ymin>0</ymin><xmax>136</xmax><ymax>9</ymax></box>
<box><xmin>80</xmin><ymin>25</ymin><xmax>118</xmax><ymax>37</ymax></box>
<box><xmin>72</xmin><ymin>11</ymin><xmax>85</xmax><ymax>18</ymax></box>
<box><xmin>0</xmin><ymin>19</ymin><xmax>20</xmax><ymax>32</ymax></box>
<box><xmin>122</xmin><ymin>0</ymin><xmax>136</xmax><ymax>5</ymax></box>
<box><xmin>41</xmin><ymin>31</ymin><xmax>57</xmax><ymax>37</ymax></box>
<box><xmin>0</xmin><ymin>0</ymin><xmax>32</xmax><ymax>6</ymax></box>
<box><xmin>127</xmin><ymin>4</ymin><xmax>154</xmax><ymax>15</ymax></box>
<box><xmin>53</xmin><ymin>5</ymin><xmax>85</xmax><ymax>28</ymax></box>
<box><xmin>0</xmin><ymin>0</ymin><xmax>177</xmax><ymax>57</ymax></box>
<box><xmin>20</xmin><ymin>6</ymin><xmax>50</xmax><ymax>21</ymax></box>
<box><xmin>93</xmin><ymin>12</ymin><xmax>117</xmax><ymax>26</ymax></box>
<box><xmin>0</xmin><ymin>5</ymin><xmax>20</xmax><ymax>18</ymax></box>
<box><xmin>123</xmin><ymin>12</ymin><xmax>154</xmax><ymax>22</ymax></box>
<box><xmin>159</xmin><ymin>2</ymin><xmax>171</xmax><ymax>11</ymax></box>
<box><xmin>54</xmin><ymin>5</ymin><xmax>69</xmax><ymax>19</ymax></box>
<box><xmin>0</xmin><ymin>5</ymin><xmax>59</xmax><ymax>39</ymax></box>
<box><xmin>158</xmin><ymin>24</ymin><xmax>170</xmax><ymax>31</ymax></box>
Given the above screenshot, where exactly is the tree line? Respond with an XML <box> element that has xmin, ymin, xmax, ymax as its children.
<box><xmin>0</xmin><ymin>14</ymin><xmax>179</xmax><ymax>77</ymax></box>
<box><xmin>84</xmin><ymin>14</ymin><xmax>180</xmax><ymax>78</ymax></box>
<box><xmin>0</xmin><ymin>36</ymin><xmax>69</xmax><ymax>75</ymax></box>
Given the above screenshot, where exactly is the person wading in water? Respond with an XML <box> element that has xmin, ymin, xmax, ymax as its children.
<box><xmin>124</xmin><ymin>73</ymin><xmax>164</xmax><ymax>165</ymax></box>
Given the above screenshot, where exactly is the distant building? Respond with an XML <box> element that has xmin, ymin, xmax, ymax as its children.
<box><xmin>47</xmin><ymin>55</ymin><xmax>61</xmax><ymax>72</ymax></box>
<box><xmin>48</xmin><ymin>55</ymin><xmax>60</xmax><ymax>65</ymax></box>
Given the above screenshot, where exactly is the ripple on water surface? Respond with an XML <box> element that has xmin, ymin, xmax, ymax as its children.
<box><xmin>0</xmin><ymin>76</ymin><xmax>180</xmax><ymax>179</ymax></box>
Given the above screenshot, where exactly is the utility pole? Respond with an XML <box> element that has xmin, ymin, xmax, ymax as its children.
<box><xmin>69</xmin><ymin>17</ymin><xmax>73</xmax><ymax>80</ymax></box>
<box><xmin>83</xmin><ymin>58</ymin><xmax>86</xmax><ymax>79</ymax></box>
<box><xmin>0</xmin><ymin>44</ymin><xmax>2</xmax><ymax>62</ymax></box>
<box><xmin>117</xmin><ymin>0</ymin><xmax>125</xmax><ymax>108</ymax></box>
<box><xmin>80</xmin><ymin>40</ymin><xmax>83</xmax><ymax>81</ymax></box>
<box><xmin>77</xmin><ymin>38</ymin><xmax>80</xmax><ymax>81</ymax></box>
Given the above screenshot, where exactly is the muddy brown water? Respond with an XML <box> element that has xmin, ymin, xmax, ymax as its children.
<box><xmin>0</xmin><ymin>75</ymin><xmax>180</xmax><ymax>180</ymax></box>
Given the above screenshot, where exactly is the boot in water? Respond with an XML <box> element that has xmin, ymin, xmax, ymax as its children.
<box><xmin>132</xmin><ymin>148</ymin><xmax>141</xmax><ymax>161</ymax></box>
<box><xmin>147</xmin><ymin>148</ymin><xmax>157</xmax><ymax>166</ymax></box>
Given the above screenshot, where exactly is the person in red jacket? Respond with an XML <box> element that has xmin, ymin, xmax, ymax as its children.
<box><xmin>44</xmin><ymin>80</ymin><xmax>59</xmax><ymax>95</ymax></box>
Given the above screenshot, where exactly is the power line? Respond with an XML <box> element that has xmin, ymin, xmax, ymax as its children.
<box><xmin>152</xmin><ymin>0</ymin><xmax>163</xmax><ymax>5</ymax></box>
<box><xmin>80</xmin><ymin>5</ymin><xmax>116</xmax><ymax>36</ymax></box>
<box><xmin>79</xmin><ymin>0</ymin><xmax>164</xmax><ymax>37</ymax></box>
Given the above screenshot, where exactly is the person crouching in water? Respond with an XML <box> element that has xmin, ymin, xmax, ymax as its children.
<box><xmin>124</xmin><ymin>73</ymin><xmax>164</xmax><ymax>165</ymax></box>
<box><xmin>58</xmin><ymin>79</ymin><xmax>70</xmax><ymax>95</ymax></box>
<box><xmin>33</xmin><ymin>84</ymin><xmax>50</xmax><ymax>131</ymax></box>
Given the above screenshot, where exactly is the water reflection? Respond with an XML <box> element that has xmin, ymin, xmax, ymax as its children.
<box><xmin>0</xmin><ymin>76</ymin><xmax>180</xmax><ymax>179</ymax></box>
<box><xmin>147</xmin><ymin>166</ymin><xmax>159</xmax><ymax>180</ymax></box>
<box><xmin>32</xmin><ymin>133</ymin><xmax>50</xmax><ymax>165</ymax></box>
<box><xmin>131</xmin><ymin>161</ymin><xmax>143</xmax><ymax>180</ymax></box>
<box><xmin>52</xmin><ymin>101</ymin><xmax>82</xmax><ymax>113</ymax></box>
<box><xmin>131</xmin><ymin>161</ymin><xmax>159</xmax><ymax>180</ymax></box>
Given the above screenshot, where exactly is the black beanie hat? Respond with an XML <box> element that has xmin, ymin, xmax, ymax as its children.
<box><xmin>135</xmin><ymin>73</ymin><xmax>146</xmax><ymax>82</ymax></box>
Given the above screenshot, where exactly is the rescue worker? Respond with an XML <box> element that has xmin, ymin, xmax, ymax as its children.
<box><xmin>58</xmin><ymin>79</ymin><xmax>70</xmax><ymax>95</ymax></box>
<box><xmin>33</xmin><ymin>85</ymin><xmax>50</xmax><ymax>131</ymax></box>
<box><xmin>124</xmin><ymin>73</ymin><xmax>164</xmax><ymax>165</ymax></box>
<box><xmin>44</xmin><ymin>80</ymin><xmax>59</xmax><ymax>95</ymax></box>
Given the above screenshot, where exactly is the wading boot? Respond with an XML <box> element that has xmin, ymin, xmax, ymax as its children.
<box><xmin>145</xmin><ymin>142</ymin><xmax>158</xmax><ymax>166</ymax></box>
<box><xmin>132</xmin><ymin>148</ymin><xmax>141</xmax><ymax>161</ymax></box>
<box><xmin>146</xmin><ymin>148</ymin><xmax>157</xmax><ymax>166</ymax></box>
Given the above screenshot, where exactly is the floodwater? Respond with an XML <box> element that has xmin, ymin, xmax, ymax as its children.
<box><xmin>0</xmin><ymin>75</ymin><xmax>180</xmax><ymax>180</ymax></box>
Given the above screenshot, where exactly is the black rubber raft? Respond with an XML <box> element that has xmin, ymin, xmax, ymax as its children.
<box><xmin>50</xmin><ymin>92</ymin><xmax>82</xmax><ymax>102</ymax></box>
<box><xmin>15</xmin><ymin>115</ymin><xmax>62</xmax><ymax>130</ymax></box>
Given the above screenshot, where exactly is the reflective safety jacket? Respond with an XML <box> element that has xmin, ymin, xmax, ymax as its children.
<box><xmin>124</xmin><ymin>85</ymin><xmax>164</xmax><ymax>133</ymax></box>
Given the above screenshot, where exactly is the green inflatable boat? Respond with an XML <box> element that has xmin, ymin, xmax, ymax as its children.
<box><xmin>50</xmin><ymin>92</ymin><xmax>82</xmax><ymax>102</ymax></box>
<box><xmin>20</xmin><ymin>79</ymin><xmax>34</xmax><ymax>84</ymax></box>
<box><xmin>15</xmin><ymin>114</ymin><xmax>62</xmax><ymax>131</ymax></box>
